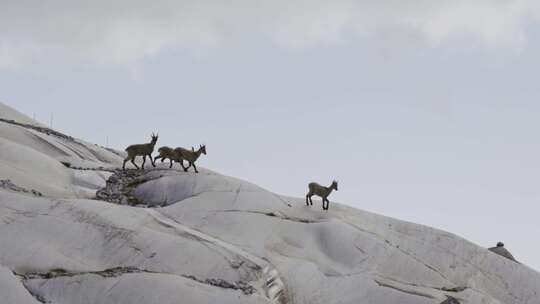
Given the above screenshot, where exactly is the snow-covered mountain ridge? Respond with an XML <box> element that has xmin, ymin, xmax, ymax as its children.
<box><xmin>0</xmin><ymin>102</ymin><xmax>539</xmax><ymax>304</ymax></box>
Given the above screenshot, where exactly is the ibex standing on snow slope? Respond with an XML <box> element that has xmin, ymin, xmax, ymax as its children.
<box><xmin>122</xmin><ymin>133</ymin><xmax>159</xmax><ymax>170</ymax></box>
<box><xmin>306</xmin><ymin>180</ymin><xmax>338</xmax><ymax>210</ymax></box>
<box><xmin>174</xmin><ymin>145</ymin><xmax>206</xmax><ymax>173</ymax></box>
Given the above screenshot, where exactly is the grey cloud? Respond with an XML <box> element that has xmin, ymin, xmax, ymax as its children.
<box><xmin>1</xmin><ymin>0</ymin><xmax>540</xmax><ymax>69</ymax></box>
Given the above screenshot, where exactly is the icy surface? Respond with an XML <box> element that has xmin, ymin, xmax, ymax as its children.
<box><xmin>0</xmin><ymin>102</ymin><xmax>539</xmax><ymax>304</ymax></box>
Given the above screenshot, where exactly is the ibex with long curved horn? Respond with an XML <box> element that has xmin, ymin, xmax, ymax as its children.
<box><xmin>306</xmin><ymin>180</ymin><xmax>338</xmax><ymax>210</ymax></box>
<box><xmin>122</xmin><ymin>133</ymin><xmax>159</xmax><ymax>170</ymax></box>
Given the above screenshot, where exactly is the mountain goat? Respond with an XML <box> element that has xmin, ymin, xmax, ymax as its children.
<box><xmin>306</xmin><ymin>180</ymin><xmax>338</xmax><ymax>210</ymax></box>
<box><xmin>154</xmin><ymin>146</ymin><xmax>182</xmax><ymax>168</ymax></box>
<box><xmin>122</xmin><ymin>133</ymin><xmax>159</xmax><ymax>170</ymax></box>
<box><xmin>174</xmin><ymin>145</ymin><xmax>206</xmax><ymax>173</ymax></box>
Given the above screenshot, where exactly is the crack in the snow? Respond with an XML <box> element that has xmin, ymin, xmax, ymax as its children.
<box><xmin>374</xmin><ymin>279</ymin><xmax>437</xmax><ymax>299</ymax></box>
<box><xmin>21</xmin><ymin>283</ymin><xmax>48</xmax><ymax>303</ymax></box>
<box><xmin>376</xmin><ymin>275</ymin><xmax>467</xmax><ymax>294</ymax></box>
<box><xmin>219</xmin><ymin>209</ymin><xmax>322</xmax><ymax>224</ymax></box>
<box><xmin>18</xmin><ymin>267</ymin><xmax>150</xmax><ymax>280</ymax></box>
<box><xmin>18</xmin><ymin>267</ymin><xmax>258</xmax><ymax>297</ymax></box>
<box><xmin>11</xmin><ymin>270</ymin><xmax>49</xmax><ymax>304</ymax></box>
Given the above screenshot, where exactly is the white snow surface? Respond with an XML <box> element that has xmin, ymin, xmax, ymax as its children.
<box><xmin>0</xmin><ymin>102</ymin><xmax>45</xmax><ymax>127</ymax></box>
<box><xmin>0</xmin><ymin>102</ymin><xmax>539</xmax><ymax>304</ymax></box>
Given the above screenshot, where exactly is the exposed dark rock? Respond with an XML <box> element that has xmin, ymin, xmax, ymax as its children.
<box><xmin>20</xmin><ymin>266</ymin><xmax>150</xmax><ymax>280</ymax></box>
<box><xmin>488</xmin><ymin>242</ymin><xmax>519</xmax><ymax>263</ymax></box>
<box><xmin>182</xmin><ymin>275</ymin><xmax>256</xmax><ymax>295</ymax></box>
<box><xmin>19</xmin><ymin>266</ymin><xmax>257</xmax><ymax>298</ymax></box>
<box><xmin>441</xmin><ymin>286</ymin><xmax>467</xmax><ymax>292</ymax></box>
<box><xmin>0</xmin><ymin>179</ymin><xmax>42</xmax><ymax>197</ymax></box>
<box><xmin>95</xmin><ymin>169</ymin><xmax>157</xmax><ymax>206</ymax></box>
<box><xmin>67</xmin><ymin>166</ymin><xmax>114</xmax><ymax>172</ymax></box>
<box><xmin>441</xmin><ymin>296</ymin><xmax>460</xmax><ymax>304</ymax></box>
<box><xmin>0</xmin><ymin>117</ymin><xmax>74</xmax><ymax>141</ymax></box>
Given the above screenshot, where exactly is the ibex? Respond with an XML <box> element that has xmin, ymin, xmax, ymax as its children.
<box><xmin>174</xmin><ymin>145</ymin><xmax>206</xmax><ymax>173</ymax></box>
<box><xmin>154</xmin><ymin>146</ymin><xmax>181</xmax><ymax>168</ymax></box>
<box><xmin>306</xmin><ymin>180</ymin><xmax>338</xmax><ymax>210</ymax></box>
<box><xmin>122</xmin><ymin>133</ymin><xmax>159</xmax><ymax>170</ymax></box>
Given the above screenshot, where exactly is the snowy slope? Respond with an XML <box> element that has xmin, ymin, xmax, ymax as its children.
<box><xmin>0</xmin><ymin>102</ymin><xmax>539</xmax><ymax>304</ymax></box>
<box><xmin>0</xmin><ymin>102</ymin><xmax>45</xmax><ymax>127</ymax></box>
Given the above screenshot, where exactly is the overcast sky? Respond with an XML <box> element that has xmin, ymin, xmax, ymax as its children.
<box><xmin>2</xmin><ymin>0</ymin><xmax>540</xmax><ymax>271</ymax></box>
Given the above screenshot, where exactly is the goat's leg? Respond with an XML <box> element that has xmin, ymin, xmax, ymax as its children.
<box><xmin>149</xmin><ymin>154</ymin><xmax>156</xmax><ymax>167</ymax></box>
<box><xmin>192</xmin><ymin>162</ymin><xmax>198</xmax><ymax>173</ymax></box>
<box><xmin>177</xmin><ymin>160</ymin><xmax>183</xmax><ymax>171</ymax></box>
<box><xmin>122</xmin><ymin>157</ymin><xmax>128</xmax><ymax>170</ymax></box>
<box><xmin>306</xmin><ymin>193</ymin><xmax>313</xmax><ymax>206</ymax></box>
<box><xmin>154</xmin><ymin>155</ymin><xmax>161</xmax><ymax>163</ymax></box>
<box><xmin>179</xmin><ymin>160</ymin><xmax>188</xmax><ymax>172</ymax></box>
<box><xmin>324</xmin><ymin>198</ymin><xmax>329</xmax><ymax>210</ymax></box>
<box><xmin>142</xmin><ymin>155</ymin><xmax>147</xmax><ymax>169</ymax></box>
<box><xmin>169</xmin><ymin>159</ymin><xmax>173</xmax><ymax>168</ymax></box>
<box><xmin>130</xmin><ymin>157</ymin><xmax>139</xmax><ymax>169</ymax></box>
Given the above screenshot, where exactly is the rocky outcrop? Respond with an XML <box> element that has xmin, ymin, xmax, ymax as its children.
<box><xmin>441</xmin><ymin>296</ymin><xmax>460</xmax><ymax>304</ymax></box>
<box><xmin>489</xmin><ymin>242</ymin><xmax>519</xmax><ymax>263</ymax></box>
<box><xmin>95</xmin><ymin>169</ymin><xmax>155</xmax><ymax>206</ymax></box>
